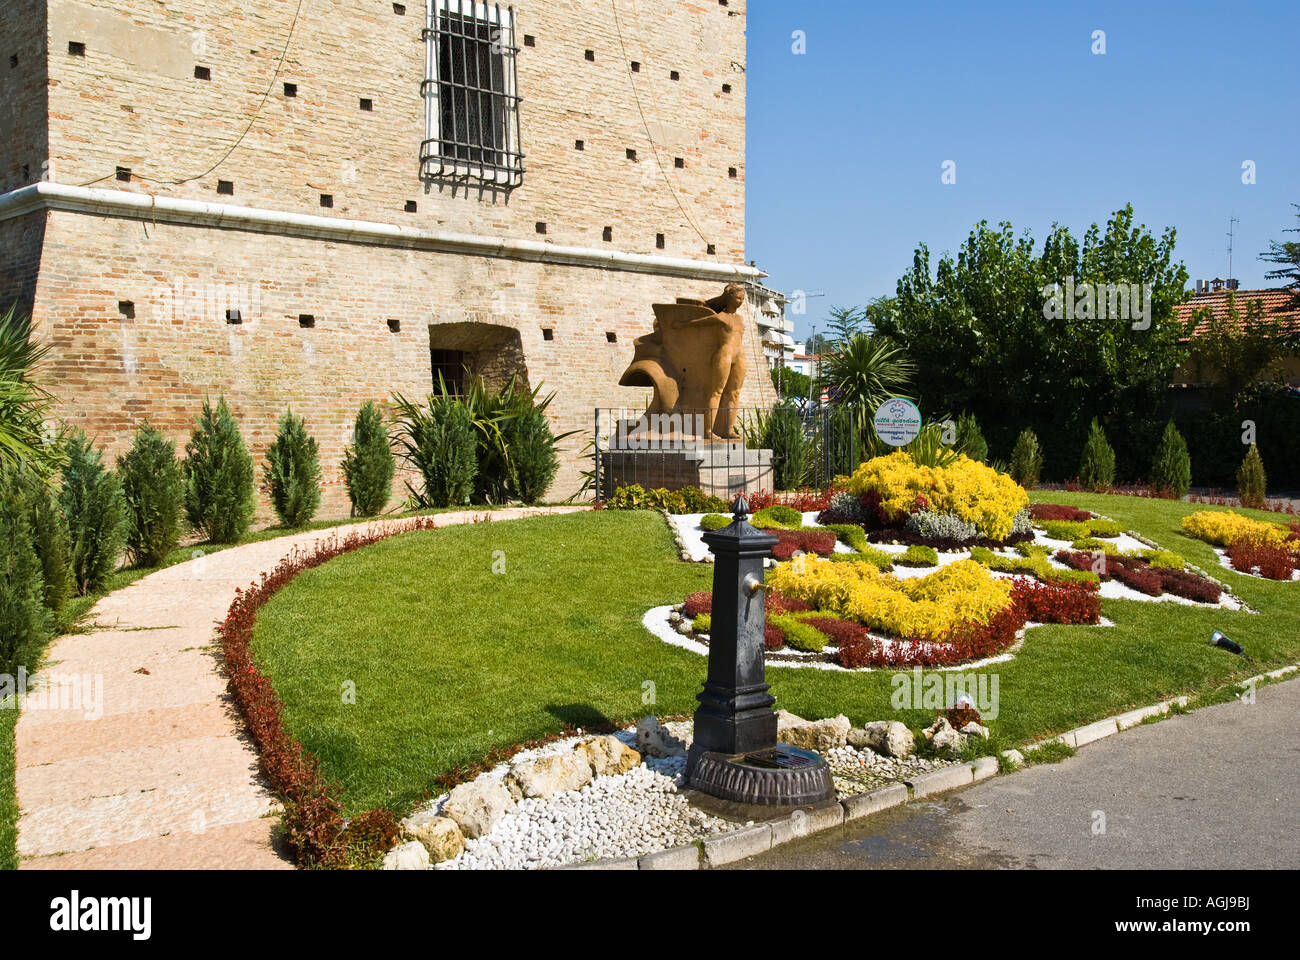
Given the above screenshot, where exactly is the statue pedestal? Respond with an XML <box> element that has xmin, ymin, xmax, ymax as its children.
<box><xmin>601</xmin><ymin>440</ymin><xmax>773</xmax><ymax>498</ymax></box>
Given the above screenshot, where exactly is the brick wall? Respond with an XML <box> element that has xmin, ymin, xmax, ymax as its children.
<box><xmin>0</xmin><ymin>0</ymin><xmax>49</xmax><ymax>194</ymax></box>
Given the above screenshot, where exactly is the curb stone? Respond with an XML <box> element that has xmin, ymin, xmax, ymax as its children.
<box><xmin>841</xmin><ymin>783</ymin><xmax>909</xmax><ymax>822</ymax></box>
<box><xmin>1072</xmin><ymin>718</ymin><xmax>1120</xmax><ymax>746</ymax></box>
<box><xmin>907</xmin><ymin>763</ymin><xmax>974</xmax><ymax>797</ymax></box>
<box><xmin>970</xmin><ymin>756</ymin><xmax>998</xmax><ymax>781</ymax></box>
<box><xmin>638</xmin><ymin>845</ymin><xmax>701</xmax><ymax>870</ymax></box>
<box><xmin>770</xmin><ymin>802</ymin><xmax>844</xmax><ymax>846</ymax></box>
<box><xmin>561</xmin><ymin>856</ymin><xmax>639</xmax><ymax>871</ymax></box>
<box><xmin>701</xmin><ymin>823</ymin><xmax>772</xmax><ymax>866</ymax></box>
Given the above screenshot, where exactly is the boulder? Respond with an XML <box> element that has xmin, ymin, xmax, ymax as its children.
<box><xmin>381</xmin><ymin>840</ymin><xmax>430</xmax><ymax>871</ymax></box>
<box><xmin>848</xmin><ymin>720</ymin><xmax>915</xmax><ymax>758</ymax></box>
<box><xmin>636</xmin><ymin>716</ymin><xmax>688</xmax><ymax>758</ymax></box>
<box><xmin>400</xmin><ymin>811</ymin><xmax>465</xmax><ymax>863</ymax></box>
<box><xmin>780</xmin><ymin>714</ymin><xmax>851</xmax><ymax>754</ymax></box>
<box><xmin>923</xmin><ymin>716</ymin><xmax>966</xmax><ymax>759</ymax></box>
<box><xmin>960</xmin><ymin>722</ymin><xmax>990</xmax><ymax>740</ymax></box>
<box><xmin>576</xmin><ymin>735</ymin><xmax>642</xmax><ymax>777</ymax></box>
<box><xmin>442</xmin><ymin>778</ymin><xmax>514</xmax><ymax>839</ymax></box>
<box><xmin>505</xmin><ymin>751</ymin><xmax>592</xmax><ymax>800</ymax></box>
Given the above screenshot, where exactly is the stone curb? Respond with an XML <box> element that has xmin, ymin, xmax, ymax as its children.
<box><xmin>907</xmin><ymin>763</ymin><xmax>975</xmax><ymax>797</ymax></box>
<box><xmin>701</xmin><ymin>823</ymin><xmax>773</xmax><ymax>867</ymax></box>
<box><xmin>638</xmin><ymin>845</ymin><xmax>701</xmax><ymax>871</ymax></box>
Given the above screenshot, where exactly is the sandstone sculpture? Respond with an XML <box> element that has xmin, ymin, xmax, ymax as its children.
<box><xmin>618</xmin><ymin>283</ymin><xmax>749</xmax><ymax>441</ymax></box>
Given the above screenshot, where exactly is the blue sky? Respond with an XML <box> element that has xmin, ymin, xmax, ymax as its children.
<box><xmin>745</xmin><ymin>0</ymin><xmax>1300</xmax><ymax>343</ymax></box>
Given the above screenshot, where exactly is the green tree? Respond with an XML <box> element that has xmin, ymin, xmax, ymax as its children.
<box><xmin>117</xmin><ymin>423</ymin><xmax>184</xmax><ymax>566</ymax></box>
<box><xmin>341</xmin><ymin>401</ymin><xmax>395</xmax><ymax>517</ymax></box>
<box><xmin>1077</xmin><ymin>419</ymin><xmax>1116</xmax><ymax>492</ymax></box>
<box><xmin>263</xmin><ymin>409</ymin><xmax>322</xmax><ymax>527</ymax></box>
<box><xmin>18</xmin><ymin>468</ymin><xmax>73</xmax><ymax>617</ymax></box>
<box><xmin>825</xmin><ymin>305</ymin><xmax>866</xmax><ymax>344</ymax></box>
<box><xmin>183</xmin><ymin>397</ymin><xmax>256</xmax><ymax>544</ymax></box>
<box><xmin>1237</xmin><ymin>443</ymin><xmax>1267</xmax><ymax>508</ymax></box>
<box><xmin>1009</xmin><ymin>428</ymin><xmax>1044</xmax><ymax>489</ymax></box>
<box><xmin>1185</xmin><ymin>291</ymin><xmax>1298</xmax><ymax>409</ymax></box>
<box><xmin>954</xmin><ymin>411</ymin><xmax>987</xmax><ymax>463</ymax></box>
<box><xmin>771</xmin><ymin>366</ymin><xmax>810</xmax><ymax>400</ymax></box>
<box><xmin>0</xmin><ymin>467</ymin><xmax>51</xmax><ymax>674</ymax></box>
<box><xmin>59</xmin><ymin>430</ymin><xmax>127</xmax><ymax>595</ymax></box>
<box><xmin>1259</xmin><ymin>203</ymin><xmax>1300</xmax><ymax>312</ymax></box>
<box><xmin>877</xmin><ymin>205</ymin><xmax>1189</xmax><ymax>480</ymax></box>
<box><xmin>1150</xmin><ymin>420</ymin><xmax>1191</xmax><ymax>498</ymax></box>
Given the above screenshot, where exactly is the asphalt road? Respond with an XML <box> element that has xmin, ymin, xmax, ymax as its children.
<box><xmin>728</xmin><ymin>676</ymin><xmax>1300</xmax><ymax>870</ymax></box>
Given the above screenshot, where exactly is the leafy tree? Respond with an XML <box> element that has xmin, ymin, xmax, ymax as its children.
<box><xmin>117</xmin><ymin>423</ymin><xmax>184</xmax><ymax>566</ymax></box>
<box><xmin>1237</xmin><ymin>443</ymin><xmax>1267</xmax><ymax>508</ymax></box>
<box><xmin>876</xmin><ymin>205</ymin><xmax>1189</xmax><ymax>480</ymax></box>
<box><xmin>59</xmin><ymin>430</ymin><xmax>127</xmax><ymax>595</ymax></box>
<box><xmin>1259</xmin><ymin>203</ymin><xmax>1300</xmax><ymax>312</ymax></box>
<box><xmin>1009</xmin><ymin>428</ymin><xmax>1044</xmax><ymax>489</ymax></box>
<box><xmin>1150</xmin><ymin>420</ymin><xmax>1191</xmax><ymax>498</ymax></box>
<box><xmin>263</xmin><ymin>409</ymin><xmax>322</xmax><ymax>528</ymax></box>
<box><xmin>1077</xmin><ymin>419</ymin><xmax>1116</xmax><ymax>492</ymax></box>
<box><xmin>826</xmin><ymin>305</ymin><xmax>866</xmax><ymax>345</ymax></box>
<box><xmin>341</xmin><ymin>401</ymin><xmax>395</xmax><ymax>517</ymax></box>
<box><xmin>771</xmin><ymin>366</ymin><xmax>810</xmax><ymax>400</ymax></box>
<box><xmin>184</xmin><ymin>397</ymin><xmax>256</xmax><ymax>544</ymax></box>
<box><xmin>1184</xmin><ymin>291</ymin><xmax>1298</xmax><ymax>409</ymax></box>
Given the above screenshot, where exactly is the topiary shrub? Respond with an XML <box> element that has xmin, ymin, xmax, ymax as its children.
<box><xmin>955</xmin><ymin>412</ymin><xmax>988</xmax><ymax>463</ymax></box>
<box><xmin>117</xmin><ymin>422</ymin><xmax>184</xmax><ymax>566</ymax></box>
<box><xmin>263</xmin><ymin>409</ymin><xmax>322</xmax><ymax>527</ymax></box>
<box><xmin>16</xmin><ymin>467</ymin><xmax>72</xmax><ymax>616</ymax></box>
<box><xmin>699</xmin><ymin>513</ymin><xmax>732</xmax><ymax>531</ymax></box>
<box><xmin>896</xmin><ymin>544</ymin><xmax>940</xmax><ymax>567</ymax></box>
<box><xmin>0</xmin><ymin>468</ymin><xmax>51</xmax><ymax>675</ymax></box>
<box><xmin>502</xmin><ymin>404</ymin><xmax>560</xmax><ymax>505</ymax></box>
<box><xmin>342</xmin><ymin>401</ymin><xmax>394</xmax><ymax>518</ymax></box>
<box><xmin>1150</xmin><ymin>420</ymin><xmax>1191</xmax><ymax>499</ymax></box>
<box><xmin>59</xmin><ymin>430</ymin><xmax>127</xmax><ymax>595</ymax></box>
<box><xmin>750</xmin><ymin>504</ymin><xmax>802</xmax><ymax>529</ymax></box>
<box><xmin>1237</xmin><ymin>443</ymin><xmax>1267</xmax><ymax>509</ymax></box>
<box><xmin>392</xmin><ymin>389</ymin><xmax>477</xmax><ymax>508</ymax></box>
<box><xmin>1009</xmin><ymin>428</ymin><xmax>1044</xmax><ymax>489</ymax></box>
<box><xmin>1078</xmin><ymin>419</ymin><xmax>1116</xmax><ymax>492</ymax></box>
<box><xmin>184</xmin><ymin>397</ymin><xmax>256</xmax><ymax>544</ymax></box>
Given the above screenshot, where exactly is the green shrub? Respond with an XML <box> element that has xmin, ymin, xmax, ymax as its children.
<box><xmin>1015</xmin><ymin>541</ymin><xmax>1050</xmax><ymax>558</ymax></box>
<box><xmin>184</xmin><ymin>397</ymin><xmax>256</xmax><ymax>544</ymax></box>
<box><xmin>699</xmin><ymin>513</ymin><xmax>732</xmax><ymax>531</ymax></box>
<box><xmin>0</xmin><ymin>468</ymin><xmax>51</xmax><ymax>675</ymax></box>
<box><xmin>392</xmin><ymin>388</ymin><xmax>477</xmax><ymax>508</ymax></box>
<box><xmin>1043</xmin><ymin>568</ymin><xmax>1101</xmax><ymax>587</ymax></box>
<box><xmin>342</xmin><ymin>401</ymin><xmax>394</xmax><ymax>518</ymax></box>
<box><xmin>605</xmin><ymin>484</ymin><xmax>729</xmax><ymax>514</ymax></box>
<box><xmin>896</xmin><ymin>544</ymin><xmax>939</xmax><ymax>567</ymax></box>
<box><xmin>955</xmin><ymin>412</ymin><xmax>988</xmax><ymax>463</ymax></box>
<box><xmin>1078</xmin><ymin>418</ymin><xmax>1116</xmax><ymax>492</ymax></box>
<box><xmin>1237</xmin><ymin>443</ymin><xmax>1267</xmax><ymax>509</ymax></box>
<box><xmin>117</xmin><ymin>422</ymin><xmax>184</xmax><ymax>566</ymax></box>
<box><xmin>827</xmin><ymin>547</ymin><xmax>894</xmax><ymax>570</ymax></box>
<box><xmin>1086</xmin><ymin>519</ymin><xmax>1123</xmax><ymax>538</ymax></box>
<box><xmin>762</xmin><ymin>404</ymin><xmax>810</xmax><ymax>490</ymax></box>
<box><xmin>263</xmin><ymin>409</ymin><xmax>322</xmax><ymax>527</ymax></box>
<box><xmin>821</xmin><ymin>522</ymin><xmax>867</xmax><ymax>552</ymax></box>
<box><xmin>502</xmin><ymin>404</ymin><xmax>560</xmax><ymax>505</ymax></box>
<box><xmin>1009</xmin><ymin>428</ymin><xmax>1043</xmax><ymax>489</ymax></box>
<box><xmin>1150</xmin><ymin>421</ymin><xmax>1191</xmax><ymax>498</ymax></box>
<box><xmin>1071</xmin><ymin>537</ymin><xmax>1119</xmax><ymax>554</ymax></box>
<box><xmin>16</xmin><ymin>468</ymin><xmax>72</xmax><ymax>615</ymax></box>
<box><xmin>768</xmin><ymin>613</ymin><xmax>827</xmax><ymax>652</ymax></box>
<box><xmin>1135</xmin><ymin>548</ymin><xmax>1185</xmax><ymax>570</ymax></box>
<box><xmin>59</xmin><ymin>430</ymin><xmax>126</xmax><ymax>595</ymax></box>
<box><xmin>1040</xmin><ymin>519</ymin><xmax>1090</xmax><ymax>541</ymax></box>
<box><xmin>751</xmin><ymin>505</ymin><xmax>802</xmax><ymax>529</ymax></box>
<box><xmin>692</xmin><ymin>612</ymin><xmax>711</xmax><ymax>633</ymax></box>
<box><xmin>678</xmin><ymin>486</ymin><xmax>730</xmax><ymax>513</ymax></box>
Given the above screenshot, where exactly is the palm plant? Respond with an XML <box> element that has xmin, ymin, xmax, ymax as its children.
<box><xmin>0</xmin><ymin>306</ymin><xmax>64</xmax><ymax>480</ymax></box>
<box><xmin>820</xmin><ymin>332</ymin><xmax>915</xmax><ymax>456</ymax></box>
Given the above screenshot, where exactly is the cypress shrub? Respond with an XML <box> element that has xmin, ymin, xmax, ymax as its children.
<box><xmin>504</xmin><ymin>405</ymin><xmax>560</xmax><ymax>505</ymax></box>
<box><xmin>1150</xmin><ymin>420</ymin><xmax>1191</xmax><ymax>499</ymax></box>
<box><xmin>184</xmin><ymin>397</ymin><xmax>256</xmax><ymax>544</ymax></box>
<box><xmin>1237</xmin><ymin>443</ymin><xmax>1267</xmax><ymax>509</ymax></box>
<box><xmin>18</xmin><ymin>469</ymin><xmax>72</xmax><ymax>615</ymax></box>
<box><xmin>0</xmin><ymin>467</ymin><xmax>51</xmax><ymax>675</ymax></box>
<box><xmin>392</xmin><ymin>390</ymin><xmax>477</xmax><ymax>508</ymax></box>
<box><xmin>263</xmin><ymin>409</ymin><xmax>322</xmax><ymax>527</ymax></box>
<box><xmin>117</xmin><ymin>422</ymin><xmax>184</xmax><ymax>566</ymax></box>
<box><xmin>58</xmin><ymin>430</ymin><xmax>127</xmax><ymax>596</ymax></box>
<box><xmin>955</xmin><ymin>412</ymin><xmax>988</xmax><ymax>463</ymax></box>
<box><xmin>1009</xmin><ymin>428</ymin><xmax>1044</xmax><ymax>489</ymax></box>
<box><xmin>341</xmin><ymin>401</ymin><xmax>394</xmax><ymax>517</ymax></box>
<box><xmin>1078</xmin><ymin>419</ymin><xmax>1116</xmax><ymax>492</ymax></box>
<box><xmin>762</xmin><ymin>404</ymin><xmax>809</xmax><ymax>490</ymax></box>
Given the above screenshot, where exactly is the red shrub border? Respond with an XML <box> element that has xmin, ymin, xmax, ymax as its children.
<box><xmin>1226</xmin><ymin>541</ymin><xmax>1297</xmax><ymax>581</ymax></box>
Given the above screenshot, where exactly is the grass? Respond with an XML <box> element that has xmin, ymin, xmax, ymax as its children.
<box><xmin>250</xmin><ymin>493</ymin><xmax>1300</xmax><ymax>820</ymax></box>
<box><xmin>0</xmin><ymin>707</ymin><xmax>16</xmax><ymax>870</ymax></box>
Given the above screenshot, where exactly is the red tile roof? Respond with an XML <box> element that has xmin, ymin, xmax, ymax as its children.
<box><xmin>1175</xmin><ymin>288</ymin><xmax>1300</xmax><ymax>340</ymax></box>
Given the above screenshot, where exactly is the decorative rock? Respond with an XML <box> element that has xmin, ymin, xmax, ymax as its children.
<box><xmin>381</xmin><ymin>840</ymin><xmax>430</xmax><ymax>871</ymax></box>
<box><xmin>848</xmin><ymin>720</ymin><xmax>915</xmax><ymax>758</ymax></box>
<box><xmin>1001</xmin><ymin>749</ymin><xmax>1025</xmax><ymax>768</ymax></box>
<box><xmin>923</xmin><ymin>716</ymin><xmax>966</xmax><ymax>759</ymax></box>
<box><xmin>576</xmin><ymin>735</ymin><xmax>642</xmax><ymax>777</ymax></box>
<box><xmin>443</xmin><ymin>778</ymin><xmax>514</xmax><ymax>839</ymax></box>
<box><xmin>636</xmin><ymin>716</ymin><xmax>688</xmax><ymax>758</ymax></box>
<box><xmin>779</xmin><ymin>714</ymin><xmax>850</xmax><ymax>754</ymax></box>
<box><xmin>959</xmin><ymin>722</ymin><xmax>990</xmax><ymax>740</ymax></box>
<box><xmin>401</xmin><ymin>812</ymin><xmax>464</xmax><ymax>863</ymax></box>
<box><xmin>775</xmin><ymin>709</ymin><xmax>807</xmax><ymax>735</ymax></box>
<box><xmin>506</xmin><ymin>751</ymin><xmax>592</xmax><ymax>800</ymax></box>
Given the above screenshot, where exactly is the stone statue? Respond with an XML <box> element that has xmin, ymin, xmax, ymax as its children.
<box><xmin>618</xmin><ymin>283</ymin><xmax>749</xmax><ymax>441</ymax></box>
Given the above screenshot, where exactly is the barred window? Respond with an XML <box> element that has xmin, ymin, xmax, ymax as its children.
<box><xmin>421</xmin><ymin>0</ymin><xmax>524</xmax><ymax>190</ymax></box>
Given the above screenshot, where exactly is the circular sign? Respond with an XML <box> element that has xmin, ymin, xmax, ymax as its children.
<box><xmin>873</xmin><ymin>397</ymin><xmax>922</xmax><ymax>447</ymax></box>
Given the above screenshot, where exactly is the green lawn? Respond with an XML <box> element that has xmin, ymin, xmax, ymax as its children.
<box><xmin>251</xmin><ymin>496</ymin><xmax>1300</xmax><ymax>818</ymax></box>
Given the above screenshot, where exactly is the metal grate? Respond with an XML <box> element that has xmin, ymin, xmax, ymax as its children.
<box><xmin>421</xmin><ymin>0</ymin><xmax>524</xmax><ymax>190</ymax></box>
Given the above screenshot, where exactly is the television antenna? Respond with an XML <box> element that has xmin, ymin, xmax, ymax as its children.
<box><xmin>1227</xmin><ymin>216</ymin><xmax>1240</xmax><ymax>281</ymax></box>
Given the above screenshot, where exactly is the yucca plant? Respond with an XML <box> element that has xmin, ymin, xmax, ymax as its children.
<box><xmin>59</xmin><ymin>430</ymin><xmax>127</xmax><ymax>595</ymax></box>
<box><xmin>760</xmin><ymin>402</ymin><xmax>810</xmax><ymax>489</ymax></box>
<box><xmin>342</xmin><ymin>401</ymin><xmax>395</xmax><ymax>517</ymax></box>
<box><xmin>501</xmin><ymin>382</ymin><xmax>573</xmax><ymax>505</ymax></box>
<box><xmin>391</xmin><ymin>376</ymin><xmax>477</xmax><ymax>508</ymax></box>
<box><xmin>902</xmin><ymin>421</ymin><xmax>962</xmax><ymax>468</ymax></box>
<box><xmin>183</xmin><ymin>397</ymin><xmax>256</xmax><ymax>544</ymax></box>
<box><xmin>0</xmin><ymin>306</ymin><xmax>65</xmax><ymax>481</ymax></box>
<box><xmin>820</xmin><ymin>332</ymin><xmax>915</xmax><ymax>454</ymax></box>
<box><xmin>118</xmin><ymin>422</ymin><xmax>185</xmax><ymax>566</ymax></box>
<box><xmin>263</xmin><ymin>409</ymin><xmax>322</xmax><ymax>527</ymax></box>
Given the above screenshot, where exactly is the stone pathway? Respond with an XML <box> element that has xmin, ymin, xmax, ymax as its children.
<box><xmin>15</xmin><ymin>506</ymin><xmax>587</xmax><ymax>870</ymax></box>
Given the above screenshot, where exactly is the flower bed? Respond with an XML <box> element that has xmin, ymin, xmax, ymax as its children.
<box><xmin>1180</xmin><ymin>510</ymin><xmax>1300</xmax><ymax>581</ymax></box>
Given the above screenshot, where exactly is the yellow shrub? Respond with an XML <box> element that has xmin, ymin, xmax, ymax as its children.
<box><xmin>847</xmin><ymin>452</ymin><xmax>1028</xmax><ymax>541</ymax></box>
<box><xmin>1180</xmin><ymin>510</ymin><xmax>1291</xmax><ymax>549</ymax></box>
<box><xmin>767</xmin><ymin>556</ymin><xmax>1013</xmax><ymax>641</ymax></box>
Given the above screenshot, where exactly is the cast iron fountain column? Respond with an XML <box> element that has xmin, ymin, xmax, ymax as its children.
<box><xmin>685</xmin><ymin>495</ymin><xmax>834</xmax><ymax>805</ymax></box>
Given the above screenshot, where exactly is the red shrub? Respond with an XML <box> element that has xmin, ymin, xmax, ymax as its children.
<box><xmin>766</xmin><ymin>594</ymin><xmax>813</xmax><ymax>614</ymax></box>
<box><xmin>946</xmin><ymin>703</ymin><xmax>982</xmax><ymax>728</ymax></box>
<box><xmin>682</xmin><ymin>591</ymin><xmax>712</xmax><ymax>618</ymax></box>
<box><xmin>1028</xmin><ymin>503</ymin><xmax>1094</xmax><ymax>523</ymax></box>
<box><xmin>1108</xmin><ymin>556</ymin><xmax>1164</xmax><ymax>596</ymax></box>
<box><xmin>801</xmin><ymin>616</ymin><xmax>868</xmax><ymax>647</ymax></box>
<box><xmin>1011</xmin><ymin>577</ymin><xmax>1102</xmax><ymax>624</ymax></box>
<box><xmin>1155</xmin><ymin>567</ymin><xmax>1223</xmax><ymax>603</ymax></box>
<box><xmin>835</xmin><ymin>599</ymin><xmax>1026</xmax><ymax>670</ymax></box>
<box><xmin>764</xmin><ymin>621</ymin><xmax>786</xmax><ymax>650</ymax></box>
<box><xmin>836</xmin><ymin>631</ymin><xmax>880</xmax><ymax>668</ymax></box>
<box><xmin>1227</xmin><ymin>541</ymin><xmax>1297</xmax><ymax>580</ymax></box>
<box><xmin>744</xmin><ymin>488</ymin><xmax>833</xmax><ymax>513</ymax></box>
<box><xmin>769</xmin><ymin>529</ymin><xmax>838</xmax><ymax>560</ymax></box>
